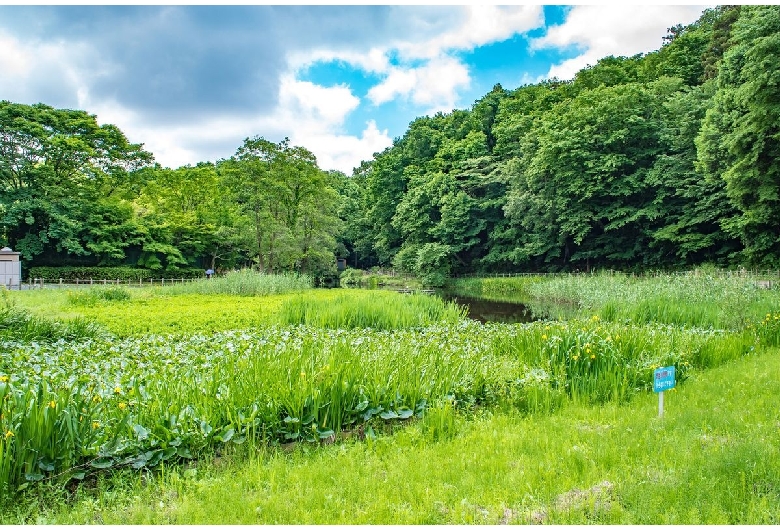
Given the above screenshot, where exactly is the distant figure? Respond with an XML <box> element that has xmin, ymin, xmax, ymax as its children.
<box><xmin>206</xmin><ymin>268</ymin><xmax>214</xmax><ymax>279</ymax></box>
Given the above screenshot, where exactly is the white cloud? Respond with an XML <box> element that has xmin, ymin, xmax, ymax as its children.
<box><xmin>288</xmin><ymin>46</ymin><xmax>390</xmax><ymax>75</ymax></box>
<box><xmin>0</xmin><ymin>31</ymin><xmax>31</xmax><ymax>77</ymax></box>
<box><xmin>293</xmin><ymin>120</ymin><xmax>392</xmax><ymax>175</ymax></box>
<box><xmin>290</xmin><ymin>5</ymin><xmax>544</xmax><ymax>115</ymax></box>
<box><xmin>81</xmin><ymin>73</ymin><xmax>388</xmax><ymax>174</ymax></box>
<box><xmin>0</xmin><ymin>30</ymin><xmax>88</xmax><ymax>105</ymax></box>
<box><xmin>271</xmin><ymin>77</ymin><xmax>392</xmax><ymax>172</ymax></box>
<box><xmin>367</xmin><ymin>56</ymin><xmax>470</xmax><ymax>113</ymax></box>
<box><xmin>531</xmin><ymin>5</ymin><xmax>710</xmax><ymax>80</ymax></box>
<box><xmin>397</xmin><ymin>5</ymin><xmax>543</xmax><ymax>60</ymax></box>
<box><xmin>278</xmin><ymin>75</ymin><xmax>360</xmax><ymax>128</ymax></box>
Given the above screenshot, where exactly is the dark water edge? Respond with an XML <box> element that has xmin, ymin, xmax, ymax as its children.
<box><xmin>438</xmin><ymin>292</ymin><xmax>538</xmax><ymax>324</ymax></box>
<box><xmin>345</xmin><ymin>285</ymin><xmax>553</xmax><ymax>324</ymax></box>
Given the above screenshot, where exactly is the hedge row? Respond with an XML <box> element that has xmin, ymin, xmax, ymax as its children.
<box><xmin>26</xmin><ymin>267</ymin><xmax>206</xmax><ymax>281</ymax></box>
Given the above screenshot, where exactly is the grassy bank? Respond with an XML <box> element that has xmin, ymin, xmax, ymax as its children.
<box><xmin>450</xmin><ymin>270</ymin><xmax>780</xmax><ymax>329</ymax></box>
<box><xmin>5</xmin><ymin>346</ymin><xmax>779</xmax><ymax>524</ymax></box>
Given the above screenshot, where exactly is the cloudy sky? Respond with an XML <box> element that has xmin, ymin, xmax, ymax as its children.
<box><xmin>0</xmin><ymin>4</ymin><xmax>710</xmax><ymax>174</ymax></box>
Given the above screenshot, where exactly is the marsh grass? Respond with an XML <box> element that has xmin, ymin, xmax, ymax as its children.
<box><xmin>8</xmin><ymin>347</ymin><xmax>780</xmax><ymax>524</ymax></box>
<box><xmin>164</xmin><ymin>269</ymin><xmax>312</xmax><ymax>296</ymax></box>
<box><xmin>453</xmin><ymin>270</ymin><xmax>780</xmax><ymax>330</ymax></box>
<box><xmin>67</xmin><ymin>286</ymin><xmax>132</xmax><ymax>306</ymax></box>
<box><xmin>277</xmin><ymin>290</ymin><xmax>467</xmax><ymax>329</ymax></box>
<box><xmin>0</xmin><ymin>306</ymin><xmax>102</xmax><ymax>342</ymax></box>
<box><xmin>450</xmin><ymin>276</ymin><xmax>543</xmax><ymax>300</ymax></box>
<box><xmin>1</xmin><ymin>273</ymin><xmax>778</xmax><ymax>508</ymax></box>
<box><xmin>0</xmin><ymin>313</ymin><xmax>763</xmax><ymax>497</ymax></box>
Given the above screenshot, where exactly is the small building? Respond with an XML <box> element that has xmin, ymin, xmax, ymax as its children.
<box><xmin>0</xmin><ymin>247</ymin><xmax>21</xmax><ymax>289</ymax></box>
<box><xmin>336</xmin><ymin>258</ymin><xmax>347</xmax><ymax>271</ymax></box>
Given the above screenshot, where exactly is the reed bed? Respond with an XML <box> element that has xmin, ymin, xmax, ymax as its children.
<box><xmin>277</xmin><ymin>291</ymin><xmax>467</xmax><ymax>329</ymax></box>
<box><xmin>0</xmin><ymin>310</ymin><xmax>770</xmax><ymax>497</ymax></box>
<box><xmin>451</xmin><ymin>270</ymin><xmax>780</xmax><ymax>329</ymax></box>
<box><xmin>66</xmin><ymin>286</ymin><xmax>132</xmax><ymax>306</ymax></box>
<box><xmin>451</xmin><ymin>276</ymin><xmax>543</xmax><ymax>300</ymax></box>
<box><xmin>3</xmin><ymin>273</ymin><xmax>779</xmax><ymax>500</ymax></box>
<box><xmin>163</xmin><ymin>269</ymin><xmax>312</xmax><ymax>296</ymax></box>
<box><xmin>0</xmin><ymin>306</ymin><xmax>103</xmax><ymax>343</ymax></box>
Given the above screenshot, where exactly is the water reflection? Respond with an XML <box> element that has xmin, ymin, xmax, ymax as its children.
<box><xmin>439</xmin><ymin>293</ymin><xmax>538</xmax><ymax>324</ymax></box>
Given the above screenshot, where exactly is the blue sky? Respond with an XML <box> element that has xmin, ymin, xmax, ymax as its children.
<box><xmin>0</xmin><ymin>4</ymin><xmax>709</xmax><ymax>174</ymax></box>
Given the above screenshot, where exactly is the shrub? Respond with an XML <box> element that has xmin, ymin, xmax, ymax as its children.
<box><xmin>27</xmin><ymin>267</ymin><xmax>204</xmax><ymax>282</ymax></box>
<box><xmin>339</xmin><ymin>268</ymin><xmax>364</xmax><ymax>287</ymax></box>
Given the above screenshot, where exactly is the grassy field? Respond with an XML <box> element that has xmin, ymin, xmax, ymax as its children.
<box><xmin>2</xmin><ymin>271</ymin><xmax>779</xmax><ymax>523</ymax></box>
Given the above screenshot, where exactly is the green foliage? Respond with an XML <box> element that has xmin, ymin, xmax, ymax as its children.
<box><xmin>393</xmin><ymin>243</ymin><xmax>453</xmax><ymax>287</ymax></box>
<box><xmin>338</xmin><ymin>268</ymin><xmax>364</xmax><ymax>287</ymax></box>
<box><xmin>219</xmin><ymin>137</ymin><xmax>342</xmax><ymax>275</ymax></box>
<box><xmin>27</xmin><ymin>266</ymin><xmax>203</xmax><ymax>281</ymax></box>
<box><xmin>341</xmin><ymin>6</ymin><xmax>780</xmax><ymax>274</ymax></box>
<box><xmin>696</xmin><ymin>5</ymin><xmax>780</xmax><ymax>267</ymax></box>
<box><xmin>0</xmin><ymin>101</ymin><xmax>152</xmax><ymax>264</ymax></box>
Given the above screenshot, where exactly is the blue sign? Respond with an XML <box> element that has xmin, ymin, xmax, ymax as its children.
<box><xmin>653</xmin><ymin>366</ymin><xmax>676</xmax><ymax>392</ymax></box>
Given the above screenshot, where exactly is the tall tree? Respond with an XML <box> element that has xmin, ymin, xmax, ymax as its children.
<box><xmin>0</xmin><ymin>101</ymin><xmax>152</xmax><ymax>263</ymax></box>
<box><xmin>220</xmin><ymin>137</ymin><xmax>341</xmax><ymax>274</ymax></box>
<box><xmin>696</xmin><ymin>5</ymin><xmax>780</xmax><ymax>267</ymax></box>
<box><xmin>648</xmin><ymin>82</ymin><xmax>741</xmax><ymax>266</ymax></box>
<box><xmin>505</xmin><ymin>80</ymin><xmax>678</xmax><ymax>270</ymax></box>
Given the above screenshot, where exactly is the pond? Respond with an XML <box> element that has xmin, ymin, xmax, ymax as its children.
<box><xmin>438</xmin><ymin>293</ymin><xmax>538</xmax><ymax>324</ymax></box>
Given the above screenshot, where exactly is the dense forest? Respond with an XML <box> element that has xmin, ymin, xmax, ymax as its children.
<box><xmin>2</xmin><ymin>5</ymin><xmax>779</xmax><ymax>285</ymax></box>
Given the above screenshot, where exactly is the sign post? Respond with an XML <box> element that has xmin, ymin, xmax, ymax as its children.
<box><xmin>653</xmin><ymin>366</ymin><xmax>676</xmax><ymax>418</ymax></box>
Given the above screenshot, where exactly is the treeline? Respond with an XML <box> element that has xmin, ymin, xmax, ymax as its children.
<box><xmin>0</xmin><ymin>108</ymin><xmax>345</xmax><ymax>280</ymax></box>
<box><xmin>342</xmin><ymin>5</ymin><xmax>780</xmax><ymax>284</ymax></box>
<box><xmin>2</xmin><ymin>6</ymin><xmax>779</xmax><ymax>285</ymax></box>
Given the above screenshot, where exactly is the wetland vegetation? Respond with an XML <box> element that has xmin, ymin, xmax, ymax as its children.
<box><xmin>2</xmin><ymin>270</ymin><xmax>780</xmax><ymax>523</ymax></box>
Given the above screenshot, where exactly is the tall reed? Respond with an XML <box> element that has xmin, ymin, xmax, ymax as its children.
<box><xmin>277</xmin><ymin>291</ymin><xmax>467</xmax><ymax>329</ymax></box>
<box><xmin>1</xmin><ymin>309</ymin><xmax>766</xmax><ymax>497</ymax></box>
<box><xmin>164</xmin><ymin>269</ymin><xmax>312</xmax><ymax>296</ymax></box>
<box><xmin>454</xmin><ymin>271</ymin><xmax>780</xmax><ymax>330</ymax></box>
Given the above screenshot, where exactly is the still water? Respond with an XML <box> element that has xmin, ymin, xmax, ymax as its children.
<box><xmin>438</xmin><ymin>293</ymin><xmax>537</xmax><ymax>324</ymax></box>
